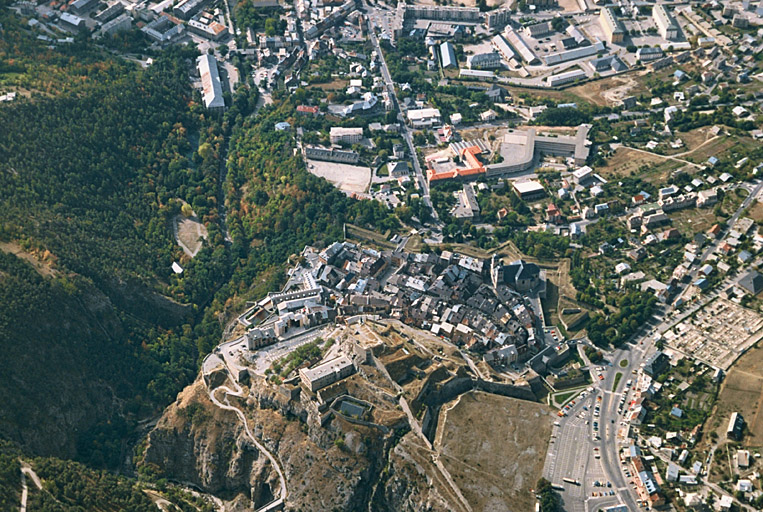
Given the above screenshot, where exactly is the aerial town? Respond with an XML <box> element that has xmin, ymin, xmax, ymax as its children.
<box><xmin>4</xmin><ymin>0</ymin><xmax>763</xmax><ymax>509</ymax></box>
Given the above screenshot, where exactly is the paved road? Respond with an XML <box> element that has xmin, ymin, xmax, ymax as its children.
<box><xmin>364</xmin><ymin>2</ymin><xmax>442</xmax><ymax>228</ymax></box>
<box><xmin>673</xmin><ymin>180</ymin><xmax>763</xmax><ymax>305</ymax></box>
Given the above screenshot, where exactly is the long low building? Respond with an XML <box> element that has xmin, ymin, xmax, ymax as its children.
<box><xmin>305</xmin><ymin>145</ymin><xmax>360</xmax><ymax>164</ymax></box>
<box><xmin>299</xmin><ymin>355</ymin><xmax>355</xmax><ymax>392</ymax></box>
<box><xmin>504</xmin><ymin>27</ymin><xmax>539</xmax><ymax>65</ymax></box>
<box><xmin>173</xmin><ymin>0</ymin><xmax>208</xmax><ymax>20</ymax></box>
<box><xmin>467</xmin><ymin>51</ymin><xmax>501</xmax><ymax>69</ymax></box>
<box><xmin>544</xmin><ymin>39</ymin><xmax>605</xmax><ymax>66</ymax></box>
<box><xmin>491</xmin><ymin>34</ymin><xmax>516</xmax><ymax>63</ymax></box>
<box><xmin>197</xmin><ymin>54</ymin><xmax>225</xmax><ymax>112</ymax></box>
<box><xmin>546</xmin><ymin>68</ymin><xmax>587</xmax><ymax>87</ymax></box>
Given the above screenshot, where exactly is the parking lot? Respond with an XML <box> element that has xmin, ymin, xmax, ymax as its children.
<box><xmin>306</xmin><ymin>159</ymin><xmax>372</xmax><ymax>195</ymax></box>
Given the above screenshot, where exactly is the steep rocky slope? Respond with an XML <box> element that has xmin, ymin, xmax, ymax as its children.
<box><xmin>141</xmin><ymin>375</ymin><xmax>463</xmax><ymax>512</ymax></box>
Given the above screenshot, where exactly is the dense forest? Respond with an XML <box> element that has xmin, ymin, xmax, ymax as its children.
<box><xmin>0</xmin><ymin>6</ymin><xmax>227</xmax><ymax>468</ymax></box>
<box><xmin>0</xmin><ymin>0</ymin><xmax>404</xmax><ymax>481</ymax></box>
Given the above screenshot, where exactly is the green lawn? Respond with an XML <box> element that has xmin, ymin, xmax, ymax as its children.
<box><xmin>612</xmin><ymin>372</ymin><xmax>623</xmax><ymax>392</ymax></box>
<box><xmin>619</xmin><ymin>359</ymin><xmax>628</xmax><ymax>368</ymax></box>
<box><xmin>554</xmin><ymin>391</ymin><xmax>575</xmax><ymax>405</ymax></box>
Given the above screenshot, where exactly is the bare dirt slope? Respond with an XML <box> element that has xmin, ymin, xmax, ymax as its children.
<box><xmin>436</xmin><ymin>391</ymin><xmax>554</xmax><ymax>512</ymax></box>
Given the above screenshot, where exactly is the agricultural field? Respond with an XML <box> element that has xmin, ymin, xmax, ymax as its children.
<box><xmin>669</xmin><ymin>207</ymin><xmax>723</xmax><ymax>238</ymax></box>
<box><xmin>595</xmin><ymin>146</ymin><xmax>682</xmax><ymax>181</ymax></box>
<box><xmin>705</xmin><ymin>343</ymin><xmax>763</xmax><ymax>449</ymax></box>
<box><xmin>681</xmin><ymin>135</ymin><xmax>759</xmax><ymax>165</ymax></box>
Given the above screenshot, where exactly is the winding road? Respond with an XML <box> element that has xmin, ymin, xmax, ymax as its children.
<box><xmin>207</xmin><ymin>379</ymin><xmax>287</xmax><ymax>512</ymax></box>
<box><xmin>19</xmin><ymin>463</ymin><xmax>42</xmax><ymax>512</ymax></box>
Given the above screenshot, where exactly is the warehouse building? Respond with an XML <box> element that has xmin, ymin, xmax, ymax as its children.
<box><xmin>440</xmin><ymin>41</ymin><xmax>457</xmax><ymax>69</ymax></box>
<box><xmin>492</xmin><ymin>34</ymin><xmax>516</xmax><ymax>63</ymax></box>
<box><xmin>197</xmin><ymin>54</ymin><xmax>225</xmax><ymax>113</ymax></box>
<box><xmin>407</xmin><ymin>108</ymin><xmax>442</xmax><ymax>128</ymax></box>
<box><xmin>547</xmin><ymin>68</ymin><xmax>587</xmax><ymax>87</ymax></box>
<box><xmin>60</xmin><ymin>12</ymin><xmax>86</xmax><ymax>32</ymax></box>
<box><xmin>513</xmin><ymin>180</ymin><xmax>546</xmax><ymax>201</ymax></box>
<box><xmin>504</xmin><ymin>27</ymin><xmax>539</xmax><ymax>64</ymax></box>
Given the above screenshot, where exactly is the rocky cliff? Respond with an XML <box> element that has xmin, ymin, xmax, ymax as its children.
<box><xmin>141</xmin><ymin>376</ymin><xmax>465</xmax><ymax>512</ymax></box>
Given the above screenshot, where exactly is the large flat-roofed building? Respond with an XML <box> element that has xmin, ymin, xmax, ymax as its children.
<box><xmin>305</xmin><ymin>145</ymin><xmax>360</xmax><ymax>164</ymax></box>
<box><xmin>654</xmin><ymin>4</ymin><xmax>678</xmax><ymax>40</ymax></box>
<box><xmin>599</xmin><ymin>7</ymin><xmax>625</xmax><ymax>43</ymax></box>
<box><xmin>330</xmin><ymin>127</ymin><xmax>363</xmax><ymax>144</ymax></box>
<box><xmin>407</xmin><ymin>108</ymin><xmax>442</xmax><ymax>128</ymax></box>
<box><xmin>197</xmin><ymin>54</ymin><xmax>225</xmax><ymax>113</ymax></box>
<box><xmin>513</xmin><ymin>180</ymin><xmax>546</xmax><ymax>200</ymax></box>
<box><xmin>398</xmin><ymin>4</ymin><xmax>481</xmax><ymax>23</ymax></box>
<box><xmin>428</xmin><ymin>124</ymin><xmax>591</xmax><ymax>182</ymax></box>
<box><xmin>467</xmin><ymin>51</ymin><xmax>501</xmax><ymax>69</ymax></box>
<box><xmin>299</xmin><ymin>355</ymin><xmax>355</xmax><ymax>392</ymax></box>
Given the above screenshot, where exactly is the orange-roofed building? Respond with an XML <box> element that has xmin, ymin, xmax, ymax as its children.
<box><xmin>547</xmin><ymin>203</ymin><xmax>562</xmax><ymax>224</ymax></box>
